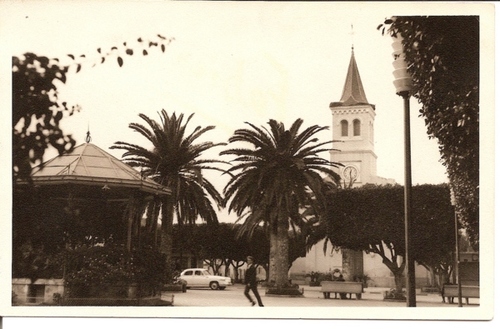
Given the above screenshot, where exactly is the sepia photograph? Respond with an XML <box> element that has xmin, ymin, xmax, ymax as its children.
<box><xmin>0</xmin><ymin>0</ymin><xmax>495</xmax><ymax>326</ymax></box>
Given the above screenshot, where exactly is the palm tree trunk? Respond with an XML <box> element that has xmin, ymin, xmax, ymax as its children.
<box><xmin>269</xmin><ymin>218</ymin><xmax>289</xmax><ymax>287</ymax></box>
<box><xmin>146</xmin><ymin>198</ymin><xmax>161</xmax><ymax>248</ymax></box>
<box><xmin>341</xmin><ymin>249</ymin><xmax>364</xmax><ymax>281</ymax></box>
<box><xmin>160</xmin><ymin>197</ymin><xmax>175</xmax><ymax>283</ymax></box>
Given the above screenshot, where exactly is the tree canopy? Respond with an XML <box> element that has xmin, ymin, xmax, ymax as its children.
<box><xmin>112</xmin><ymin>111</ymin><xmax>226</xmax><ymax>226</ymax></box>
<box><xmin>13</xmin><ymin>54</ymin><xmax>76</xmax><ymax>182</ymax></box>
<box><xmin>309</xmin><ymin>184</ymin><xmax>456</xmax><ymax>291</ymax></box>
<box><xmin>379</xmin><ymin>16</ymin><xmax>479</xmax><ymax>247</ymax></box>
<box><xmin>221</xmin><ymin>118</ymin><xmax>341</xmax><ymax>289</ymax></box>
<box><xmin>112</xmin><ymin>110</ymin><xmax>226</xmax><ymax>282</ymax></box>
<box><xmin>13</xmin><ymin>35</ymin><xmax>173</xmax><ymax>183</ymax></box>
<box><xmin>172</xmin><ymin>223</ymin><xmax>306</xmax><ymax>281</ymax></box>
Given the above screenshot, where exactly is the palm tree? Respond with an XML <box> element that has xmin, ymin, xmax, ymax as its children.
<box><xmin>221</xmin><ymin>118</ymin><xmax>341</xmax><ymax>290</ymax></box>
<box><xmin>111</xmin><ymin>110</ymin><xmax>226</xmax><ymax>281</ymax></box>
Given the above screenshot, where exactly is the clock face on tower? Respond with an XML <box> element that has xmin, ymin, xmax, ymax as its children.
<box><xmin>343</xmin><ymin>165</ymin><xmax>358</xmax><ymax>180</ymax></box>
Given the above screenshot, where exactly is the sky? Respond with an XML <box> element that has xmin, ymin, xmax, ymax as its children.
<box><xmin>0</xmin><ymin>1</ymin><xmax>496</xmax><ymax>322</ymax></box>
<box><xmin>2</xmin><ymin>1</ymin><xmax>493</xmax><ymax>223</ymax></box>
<box><xmin>1</xmin><ymin>2</ymin><xmax>493</xmax><ymax>219</ymax></box>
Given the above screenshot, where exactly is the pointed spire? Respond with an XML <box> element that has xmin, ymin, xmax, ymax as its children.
<box><xmin>333</xmin><ymin>50</ymin><xmax>370</xmax><ymax>107</ymax></box>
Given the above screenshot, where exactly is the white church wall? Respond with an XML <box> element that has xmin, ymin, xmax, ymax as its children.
<box><xmin>362</xmin><ymin>252</ymin><xmax>432</xmax><ymax>288</ymax></box>
<box><xmin>291</xmin><ymin>241</ymin><xmax>433</xmax><ymax>288</ymax></box>
<box><xmin>289</xmin><ymin>239</ymin><xmax>342</xmax><ymax>283</ymax></box>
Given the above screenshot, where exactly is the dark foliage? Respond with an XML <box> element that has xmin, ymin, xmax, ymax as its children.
<box><xmin>379</xmin><ymin>16</ymin><xmax>479</xmax><ymax>246</ymax></box>
<box><xmin>65</xmin><ymin>244</ymin><xmax>166</xmax><ymax>297</ymax></box>
<box><xmin>309</xmin><ymin>184</ymin><xmax>456</xmax><ymax>289</ymax></box>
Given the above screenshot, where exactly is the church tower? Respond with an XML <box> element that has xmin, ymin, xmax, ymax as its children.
<box><xmin>329</xmin><ymin>48</ymin><xmax>377</xmax><ymax>281</ymax></box>
<box><xmin>288</xmin><ymin>46</ymin><xmax>396</xmax><ymax>284</ymax></box>
<box><xmin>330</xmin><ymin>48</ymin><xmax>377</xmax><ymax>187</ymax></box>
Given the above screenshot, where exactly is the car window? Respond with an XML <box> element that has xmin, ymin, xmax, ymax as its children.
<box><xmin>201</xmin><ymin>270</ymin><xmax>210</xmax><ymax>276</ymax></box>
<box><xmin>184</xmin><ymin>270</ymin><xmax>193</xmax><ymax>276</ymax></box>
<box><xmin>195</xmin><ymin>270</ymin><xmax>202</xmax><ymax>276</ymax></box>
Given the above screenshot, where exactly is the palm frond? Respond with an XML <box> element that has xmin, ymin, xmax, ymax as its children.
<box><xmin>113</xmin><ymin>111</ymin><xmax>225</xmax><ymax>227</ymax></box>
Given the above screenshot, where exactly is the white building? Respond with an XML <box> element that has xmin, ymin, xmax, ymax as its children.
<box><xmin>289</xmin><ymin>48</ymin><xmax>430</xmax><ymax>288</ymax></box>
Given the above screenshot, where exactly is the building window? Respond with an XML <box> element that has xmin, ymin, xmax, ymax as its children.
<box><xmin>341</xmin><ymin>120</ymin><xmax>348</xmax><ymax>137</ymax></box>
<box><xmin>353</xmin><ymin>119</ymin><xmax>361</xmax><ymax>136</ymax></box>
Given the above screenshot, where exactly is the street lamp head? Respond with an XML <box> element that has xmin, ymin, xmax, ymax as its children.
<box><xmin>391</xmin><ymin>35</ymin><xmax>413</xmax><ymax>96</ymax></box>
<box><xmin>450</xmin><ymin>187</ymin><xmax>456</xmax><ymax>206</ymax></box>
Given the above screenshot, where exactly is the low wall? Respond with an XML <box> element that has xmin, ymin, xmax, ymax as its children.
<box><xmin>12</xmin><ymin>278</ymin><xmax>65</xmax><ymax>305</ymax></box>
<box><xmin>12</xmin><ymin>278</ymin><xmax>163</xmax><ymax>306</ymax></box>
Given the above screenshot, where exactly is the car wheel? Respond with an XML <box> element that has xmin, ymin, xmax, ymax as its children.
<box><xmin>210</xmin><ymin>281</ymin><xmax>219</xmax><ymax>290</ymax></box>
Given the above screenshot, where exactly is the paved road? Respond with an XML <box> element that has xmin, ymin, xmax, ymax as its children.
<box><xmin>163</xmin><ymin>283</ymin><xmax>479</xmax><ymax>308</ymax></box>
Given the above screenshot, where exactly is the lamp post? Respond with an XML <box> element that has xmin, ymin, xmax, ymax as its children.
<box><xmin>392</xmin><ymin>35</ymin><xmax>417</xmax><ymax>307</ymax></box>
<box><xmin>450</xmin><ymin>188</ymin><xmax>463</xmax><ymax>307</ymax></box>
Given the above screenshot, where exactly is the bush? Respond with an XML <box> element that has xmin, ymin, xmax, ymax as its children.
<box><xmin>353</xmin><ymin>274</ymin><xmax>371</xmax><ymax>287</ymax></box>
<box><xmin>12</xmin><ymin>242</ymin><xmax>65</xmax><ymax>281</ymax></box>
<box><xmin>266</xmin><ymin>286</ymin><xmax>304</xmax><ymax>296</ymax></box>
<box><xmin>65</xmin><ymin>244</ymin><xmax>166</xmax><ymax>297</ymax></box>
<box><xmin>264</xmin><ymin>281</ymin><xmax>304</xmax><ymax>296</ymax></box>
<box><xmin>306</xmin><ymin>269</ymin><xmax>345</xmax><ymax>286</ymax></box>
<box><xmin>163</xmin><ymin>278</ymin><xmax>187</xmax><ymax>292</ymax></box>
<box><xmin>53</xmin><ymin>293</ymin><xmax>62</xmax><ymax>305</ymax></box>
<box><xmin>383</xmin><ymin>288</ymin><xmax>406</xmax><ymax>300</ymax></box>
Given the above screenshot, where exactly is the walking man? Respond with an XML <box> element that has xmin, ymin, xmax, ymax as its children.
<box><xmin>244</xmin><ymin>256</ymin><xmax>264</xmax><ymax>307</ymax></box>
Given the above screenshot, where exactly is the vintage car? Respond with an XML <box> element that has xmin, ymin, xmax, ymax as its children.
<box><xmin>178</xmin><ymin>268</ymin><xmax>232</xmax><ymax>290</ymax></box>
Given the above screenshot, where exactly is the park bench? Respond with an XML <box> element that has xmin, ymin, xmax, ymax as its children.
<box><xmin>320</xmin><ymin>281</ymin><xmax>364</xmax><ymax>300</ymax></box>
<box><xmin>442</xmin><ymin>284</ymin><xmax>479</xmax><ymax>305</ymax></box>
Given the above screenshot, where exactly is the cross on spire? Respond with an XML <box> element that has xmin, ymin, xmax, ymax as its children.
<box><xmin>349</xmin><ymin>24</ymin><xmax>355</xmax><ymax>51</ymax></box>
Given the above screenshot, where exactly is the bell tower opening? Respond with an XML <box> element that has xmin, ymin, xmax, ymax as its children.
<box><xmin>353</xmin><ymin>119</ymin><xmax>361</xmax><ymax>136</ymax></box>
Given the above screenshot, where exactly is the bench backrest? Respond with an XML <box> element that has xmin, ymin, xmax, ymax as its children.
<box><xmin>442</xmin><ymin>285</ymin><xmax>480</xmax><ymax>298</ymax></box>
<box><xmin>320</xmin><ymin>281</ymin><xmax>363</xmax><ymax>293</ymax></box>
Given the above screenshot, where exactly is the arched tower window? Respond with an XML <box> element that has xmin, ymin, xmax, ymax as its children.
<box><xmin>341</xmin><ymin>120</ymin><xmax>348</xmax><ymax>137</ymax></box>
<box><xmin>353</xmin><ymin>119</ymin><xmax>361</xmax><ymax>136</ymax></box>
